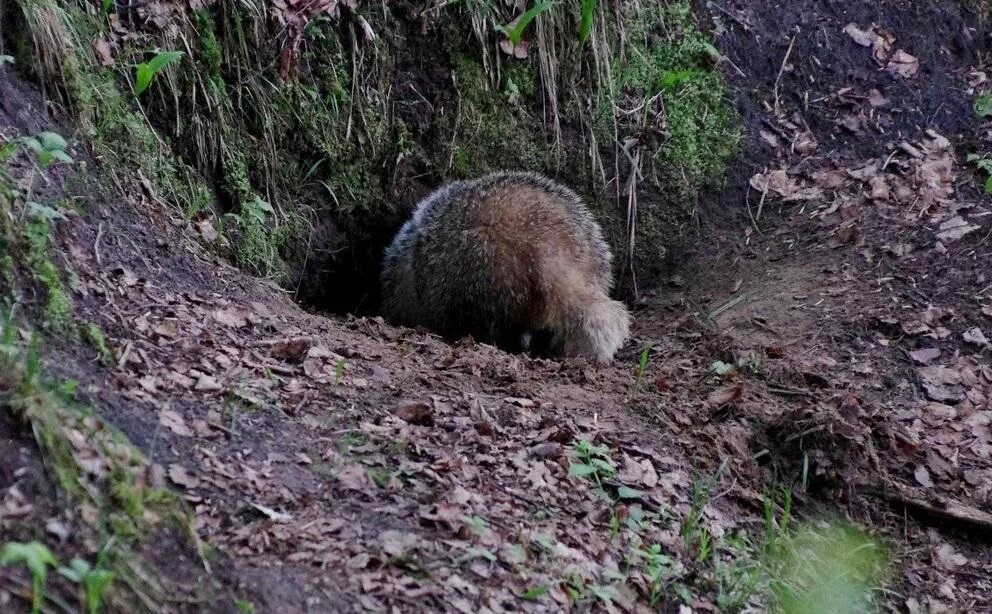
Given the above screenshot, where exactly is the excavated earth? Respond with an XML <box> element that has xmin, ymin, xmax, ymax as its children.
<box><xmin>2</xmin><ymin>0</ymin><xmax>992</xmax><ymax>612</ymax></box>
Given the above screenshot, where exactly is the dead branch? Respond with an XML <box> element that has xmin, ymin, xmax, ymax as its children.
<box><xmin>867</xmin><ymin>481</ymin><xmax>992</xmax><ymax>538</ymax></box>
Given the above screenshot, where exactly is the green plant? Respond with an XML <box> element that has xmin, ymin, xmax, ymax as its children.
<box><xmin>21</xmin><ymin>132</ymin><xmax>73</xmax><ymax>167</ymax></box>
<box><xmin>975</xmin><ymin>93</ymin><xmax>992</xmax><ymax>117</ymax></box>
<box><xmin>712</xmin><ymin>532</ymin><xmax>763</xmax><ymax>611</ymax></box>
<box><xmin>766</xmin><ymin>523</ymin><xmax>889</xmax><ymax>614</ymax></box>
<box><xmin>369</xmin><ymin>466</ymin><xmax>393</xmax><ymax>488</ymax></box>
<box><xmin>59</xmin><ymin>557</ymin><xmax>115</xmax><ymax>614</ymax></box>
<box><xmin>134</xmin><ymin>50</ymin><xmax>183</xmax><ymax>96</ymax></box>
<box><xmin>578</xmin><ymin>0</ymin><xmax>597</xmax><ymax>44</ymax></box>
<box><xmin>82</xmin><ymin>322</ymin><xmax>112</xmax><ymax>365</ymax></box>
<box><xmin>631</xmin><ymin>543</ymin><xmax>673</xmax><ymax>606</ymax></box>
<box><xmin>494</xmin><ymin>1</ymin><xmax>554</xmax><ymax>46</ymax></box>
<box><xmin>763</xmin><ymin>486</ymin><xmax>793</xmax><ymax>557</ymax></box>
<box><xmin>24</xmin><ymin>218</ymin><xmax>73</xmax><ymax>331</ymax></box>
<box><xmin>0</xmin><ymin>541</ymin><xmax>59</xmax><ymax>614</ymax></box>
<box><xmin>568</xmin><ymin>439</ymin><xmax>617</xmax><ymax>497</ymax></box>
<box><xmin>235</xmin><ymin>599</ymin><xmax>257</xmax><ymax>613</ymax></box>
<box><xmin>967</xmin><ymin>153</ymin><xmax>992</xmax><ymax>193</ymax></box>
<box><xmin>630</xmin><ymin>345</ymin><xmax>651</xmax><ymax>395</ymax></box>
<box><xmin>681</xmin><ymin>462</ymin><xmax>726</xmax><ymax>561</ymax></box>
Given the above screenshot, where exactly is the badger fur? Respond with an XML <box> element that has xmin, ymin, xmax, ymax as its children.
<box><xmin>380</xmin><ymin>171</ymin><xmax>631</xmax><ymax>364</ymax></box>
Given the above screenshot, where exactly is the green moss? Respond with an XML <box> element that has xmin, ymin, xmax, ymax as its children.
<box><xmin>81</xmin><ymin>321</ymin><xmax>112</xmax><ymax>365</ymax></box>
<box><xmin>439</xmin><ymin>54</ymin><xmax>550</xmax><ymax>178</ymax></box>
<box><xmin>24</xmin><ymin>218</ymin><xmax>72</xmax><ymax>332</ymax></box>
<box><xmin>195</xmin><ymin>9</ymin><xmax>224</xmax><ymax>88</ymax></box>
<box><xmin>612</xmin><ymin>2</ymin><xmax>738</xmax><ymax>194</ymax></box>
<box><xmin>0</xmin><ymin>255</ymin><xmax>16</xmax><ymax>301</ymax></box>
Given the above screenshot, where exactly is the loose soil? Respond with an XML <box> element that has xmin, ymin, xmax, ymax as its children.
<box><xmin>2</xmin><ymin>0</ymin><xmax>992</xmax><ymax>612</ymax></box>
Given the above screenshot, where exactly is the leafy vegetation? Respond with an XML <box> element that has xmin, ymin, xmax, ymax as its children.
<box><xmin>0</xmin><ymin>541</ymin><xmax>59</xmax><ymax>614</ymax></box>
<box><xmin>133</xmin><ymin>50</ymin><xmax>183</xmax><ymax>96</ymax></box>
<box><xmin>494</xmin><ymin>1</ymin><xmax>554</xmax><ymax>46</ymax></box>
<box><xmin>967</xmin><ymin>153</ymin><xmax>992</xmax><ymax>193</ymax></box>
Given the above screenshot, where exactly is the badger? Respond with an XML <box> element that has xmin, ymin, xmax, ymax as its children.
<box><xmin>380</xmin><ymin>171</ymin><xmax>631</xmax><ymax>364</ymax></box>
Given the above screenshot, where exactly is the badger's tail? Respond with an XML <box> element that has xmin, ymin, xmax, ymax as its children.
<box><xmin>543</xmin><ymin>267</ymin><xmax>631</xmax><ymax>364</ymax></box>
<box><xmin>565</xmin><ymin>297</ymin><xmax>631</xmax><ymax>364</ymax></box>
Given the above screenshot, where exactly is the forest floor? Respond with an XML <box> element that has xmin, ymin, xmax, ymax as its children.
<box><xmin>2</xmin><ymin>0</ymin><xmax>992</xmax><ymax>612</ymax></box>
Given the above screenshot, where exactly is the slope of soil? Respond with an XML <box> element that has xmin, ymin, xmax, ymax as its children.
<box><xmin>677</xmin><ymin>0</ymin><xmax>992</xmax><ymax>610</ymax></box>
<box><xmin>2</xmin><ymin>0</ymin><xmax>992</xmax><ymax>612</ymax></box>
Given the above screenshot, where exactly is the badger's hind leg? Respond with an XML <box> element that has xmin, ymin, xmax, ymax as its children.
<box><xmin>521</xmin><ymin>328</ymin><xmax>556</xmax><ymax>358</ymax></box>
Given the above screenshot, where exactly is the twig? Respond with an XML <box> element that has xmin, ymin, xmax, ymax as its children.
<box><xmin>868</xmin><ymin>482</ymin><xmax>992</xmax><ymax>537</ymax></box>
<box><xmin>767</xmin><ymin>386</ymin><xmax>815</xmax><ymax>398</ymax></box>
<box><xmin>708</xmin><ymin>291</ymin><xmax>753</xmax><ymax>320</ymax></box>
<box><xmin>94</xmin><ymin>222</ymin><xmax>104</xmax><ymax>266</ymax></box>
<box><xmin>707</xmin><ymin>1</ymin><xmax>750</xmax><ymax>30</ymax></box>
<box><xmin>773</xmin><ymin>35</ymin><xmax>798</xmax><ymax>115</ymax></box>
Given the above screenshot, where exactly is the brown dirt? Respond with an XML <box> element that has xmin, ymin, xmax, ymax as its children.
<box><xmin>2</xmin><ymin>0</ymin><xmax>992</xmax><ymax>612</ymax></box>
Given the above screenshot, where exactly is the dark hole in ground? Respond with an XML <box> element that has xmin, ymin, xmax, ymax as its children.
<box><xmin>290</xmin><ymin>208</ymin><xmax>406</xmax><ymax>317</ymax></box>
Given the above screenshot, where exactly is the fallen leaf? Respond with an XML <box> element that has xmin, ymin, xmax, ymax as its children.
<box><xmin>159</xmin><ymin>410</ymin><xmax>192</xmax><ymax>437</ymax></box>
<box><xmin>936</xmin><ymin>216</ymin><xmax>978</xmax><ymax>242</ymax></box>
<box><xmin>707</xmin><ymin>382</ymin><xmax>743</xmax><ymax>407</ymax></box>
<box><xmin>963</xmin><ymin>327</ymin><xmax>989</xmax><ymax>347</ymax></box>
<box><xmin>168</xmin><ymin>464</ymin><xmax>201</xmax><ymax>489</ymax></box>
<box><xmin>268</xmin><ymin>337</ymin><xmax>312</xmax><ymax>361</ymax></box>
<box><xmin>195</xmin><ymin>218</ymin><xmax>218</xmax><ymax>243</ymax></box>
<box><xmin>843</xmin><ymin>23</ymin><xmax>875</xmax><ymax>47</ymax></box>
<box><xmin>909</xmin><ymin>348</ymin><xmax>941</xmax><ymax>365</ymax></box>
<box><xmin>793</xmin><ymin>131</ymin><xmax>818</xmax><ymax>155</ymax></box>
<box><xmin>45</xmin><ymin>518</ymin><xmax>71</xmax><ymax>542</ymax></box>
<box><xmin>393</xmin><ymin>400</ymin><xmax>434</xmax><ymax>426</ymax></box>
<box><xmin>499</xmin><ymin>37</ymin><xmax>529</xmax><ymax>59</ymax></box>
<box><xmin>867</xmin><ymin>89</ymin><xmax>889</xmax><ymax>107</ymax></box>
<box><xmin>868</xmin><ymin>175</ymin><xmax>890</xmax><ymax>201</ymax></box>
<box><xmin>847</xmin><ymin>161</ymin><xmax>880</xmax><ymax>182</ymax></box>
<box><xmin>337</xmin><ymin>464</ymin><xmax>373</xmax><ymax>492</ymax></box>
<box><xmin>934</xmin><ymin>543</ymin><xmax>968</xmax><ymax>571</ymax></box>
<box><xmin>918</xmin><ymin>365</ymin><xmax>964</xmax><ymax>403</ymax></box>
<box><xmin>93</xmin><ymin>40</ymin><xmax>114</xmax><ymax>66</ymax></box>
<box><xmin>914</xmin><ymin>465</ymin><xmax>934</xmax><ymax>488</ymax></box>
<box><xmin>194</xmin><ymin>374</ymin><xmax>223</xmax><ymax>392</ymax></box>
<box><xmin>213</xmin><ymin>306</ymin><xmax>255</xmax><ymax>328</ymax></box>
<box><xmin>887</xmin><ymin>50</ymin><xmax>919</xmax><ymax>78</ymax></box>
<box><xmin>842</xmin><ymin>23</ymin><xmax>894</xmax><ymax>63</ymax></box>
<box><xmin>759</xmin><ymin>130</ymin><xmax>780</xmax><ymax>148</ymax></box>
<box><xmin>378</xmin><ymin>529</ymin><xmax>419</xmax><ymax>557</ymax></box>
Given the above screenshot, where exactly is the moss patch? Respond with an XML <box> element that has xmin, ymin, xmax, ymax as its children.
<box><xmin>436</xmin><ymin>54</ymin><xmax>550</xmax><ymax>178</ymax></box>
<box><xmin>81</xmin><ymin>321</ymin><xmax>112</xmax><ymax>365</ymax></box>
<box><xmin>609</xmin><ymin>2</ymin><xmax>738</xmax><ymax>196</ymax></box>
<box><xmin>24</xmin><ymin>218</ymin><xmax>72</xmax><ymax>332</ymax></box>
